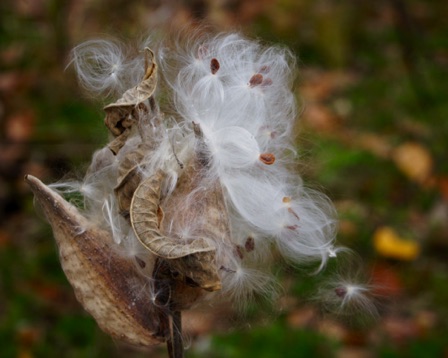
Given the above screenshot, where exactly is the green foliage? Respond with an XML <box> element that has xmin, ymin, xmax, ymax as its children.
<box><xmin>1</xmin><ymin>0</ymin><xmax>448</xmax><ymax>356</ymax></box>
<box><xmin>199</xmin><ymin>321</ymin><xmax>338</xmax><ymax>358</ymax></box>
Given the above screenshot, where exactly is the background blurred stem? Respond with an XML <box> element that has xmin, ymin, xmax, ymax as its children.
<box><xmin>389</xmin><ymin>0</ymin><xmax>433</xmax><ymax>106</ymax></box>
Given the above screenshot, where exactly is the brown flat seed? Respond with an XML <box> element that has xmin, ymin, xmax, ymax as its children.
<box><xmin>262</xmin><ymin>78</ymin><xmax>273</xmax><ymax>87</ymax></box>
<box><xmin>285</xmin><ymin>225</ymin><xmax>299</xmax><ymax>231</ymax></box>
<box><xmin>335</xmin><ymin>287</ymin><xmax>347</xmax><ymax>298</ymax></box>
<box><xmin>249</xmin><ymin>73</ymin><xmax>263</xmax><ymax>87</ymax></box>
<box><xmin>245</xmin><ymin>237</ymin><xmax>255</xmax><ymax>252</ymax></box>
<box><xmin>210</xmin><ymin>58</ymin><xmax>220</xmax><ymax>74</ymax></box>
<box><xmin>220</xmin><ymin>266</ymin><xmax>236</xmax><ymax>274</ymax></box>
<box><xmin>135</xmin><ymin>256</ymin><xmax>146</xmax><ymax>269</ymax></box>
<box><xmin>259</xmin><ymin>65</ymin><xmax>270</xmax><ymax>74</ymax></box>
<box><xmin>235</xmin><ymin>245</ymin><xmax>244</xmax><ymax>259</ymax></box>
<box><xmin>288</xmin><ymin>208</ymin><xmax>300</xmax><ymax>220</ymax></box>
<box><xmin>259</xmin><ymin>153</ymin><xmax>276</xmax><ymax>165</ymax></box>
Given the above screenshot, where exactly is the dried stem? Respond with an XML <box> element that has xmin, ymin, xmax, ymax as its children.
<box><xmin>167</xmin><ymin>310</ymin><xmax>183</xmax><ymax>358</ymax></box>
<box><xmin>152</xmin><ymin>258</ymin><xmax>184</xmax><ymax>358</ymax></box>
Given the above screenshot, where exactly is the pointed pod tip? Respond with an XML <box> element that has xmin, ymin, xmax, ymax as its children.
<box><xmin>24</xmin><ymin>174</ymin><xmax>41</xmax><ymax>191</ymax></box>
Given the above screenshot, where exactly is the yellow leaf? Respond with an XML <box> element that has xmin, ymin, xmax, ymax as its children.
<box><xmin>392</xmin><ymin>142</ymin><xmax>433</xmax><ymax>183</ymax></box>
<box><xmin>373</xmin><ymin>226</ymin><xmax>420</xmax><ymax>261</ymax></box>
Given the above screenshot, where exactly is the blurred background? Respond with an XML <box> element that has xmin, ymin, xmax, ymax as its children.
<box><xmin>1</xmin><ymin>0</ymin><xmax>447</xmax><ymax>357</ymax></box>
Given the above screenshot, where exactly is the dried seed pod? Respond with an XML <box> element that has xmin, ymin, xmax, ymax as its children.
<box><xmin>115</xmin><ymin>165</ymin><xmax>145</xmax><ymax>217</ymax></box>
<box><xmin>152</xmin><ymin>258</ymin><xmax>204</xmax><ymax>310</ymax></box>
<box><xmin>25</xmin><ymin>175</ymin><xmax>165</xmax><ymax>347</ymax></box>
<box><xmin>104</xmin><ymin>48</ymin><xmax>158</xmax><ymax>110</ymax></box>
<box><xmin>114</xmin><ymin>143</ymin><xmax>155</xmax><ymax>216</ymax></box>
<box><xmin>103</xmin><ymin>48</ymin><xmax>158</xmax><ymax>153</ymax></box>
<box><xmin>104</xmin><ymin>109</ymin><xmax>134</xmax><ymax>137</ymax></box>
<box><xmin>168</xmin><ymin>251</ymin><xmax>221</xmax><ymax>293</ymax></box>
<box><xmin>130</xmin><ymin>124</ymin><xmax>232</xmax><ymax>292</ymax></box>
<box><xmin>161</xmin><ymin>126</ymin><xmax>232</xmax><ymax>291</ymax></box>
<box><xmin>131</xmin><ymin>171</ymin><xmax>214</xmax><ymax>258</ymax></box>
<box><xmin>108</xmin><ymin>128</ymin><xmax>132</xmax><ymax>155</ymax></box>
<box><xmin>130</xmin><ymin>170</ymin><xmax>221</xmax><ymax>292</ymax></box>
<box><xmin>84</xmin><ymin>146</ymin><xmax>116</xmax><ymax>178</ymax></box>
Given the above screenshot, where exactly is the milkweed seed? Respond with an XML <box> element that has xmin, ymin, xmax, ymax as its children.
<box><xmin>249</xmin><ymin>73</ymin><xmax>264</xmax><ymax>87</ymax></box>
<box><xmin>210</xmin><ymin>58</ymin><xmax>220</xmax><ymax>74</ymax></box>
<box><xmin>259</xmin><ymin>153</ymin><xmax>276</xmax><ymax>165</ymax></box>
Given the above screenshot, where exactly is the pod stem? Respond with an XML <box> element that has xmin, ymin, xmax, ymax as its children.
<box><xmin>152</xmin><ymin>258</ymin><xmax>184</xmax><ymax>358</ymax></box>
<box><xmin>167</xmin><ymin>310</ymin><xmax>183</xmax><ymax>358</ymax></box>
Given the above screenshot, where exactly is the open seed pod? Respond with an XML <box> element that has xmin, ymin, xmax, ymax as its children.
<box><xmin>25</xmin><ymin>175</ymin><xmax>166</xmax><ymax>347</ymax></box>
<box><xmin>104</xmin><ymin>48</ymin><xmax>158</xmax><ymax>110</ymax></box>
<box><xmin>130</xmin><ymin>157</ymin><xmax>226</xmax><ymax>292</ymax></box>
<box><xmin>26</xmin><ymin>32</ymin><xmax>355</xmax><ymax>355</ymax></box>
<box><xmin>103</xmin><ymin>48</ymin><xmax>158</xmax><ymax>155</ymax></box>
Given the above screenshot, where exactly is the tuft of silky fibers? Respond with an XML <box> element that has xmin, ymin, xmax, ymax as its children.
<box><xmin>315</xmin><ymin>273</ymin><xmax>380</xmax><ymax>321</ymax></box>
<box><xmin>69</xmin><ymin>39</ymin><xmax>146</xmax><ymax>97</ymax></box>
<box><xmin>160</xmin><ymin>32</ymin><xmax>343</xmax><ymax>305</ymax></box>
<box><xmin>60</xmin><ymin>31</ymin><xmax>371</xmax><ymax>314</ymax></box>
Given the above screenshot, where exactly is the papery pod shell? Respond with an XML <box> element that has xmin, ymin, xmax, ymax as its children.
<box><xmin>116</xmin><ymin>142</ymin><xmax>154</xmax><ymax>184</ymax></box>
<box><xmin>25</xmin><ymin>174</ymin><xmax>166</xmax><ymax>347</ymax></box>
<box><xmin>130</xmin><ymin>129</ymin><xmax>232</xmax><ymax>292</ymax></box>
<box><xmin>162</xmin><ymin>123</ymin><xmax>233</xmax><ymax>256</ymax></box>
<box><xmin>104</xmin><ymin>48</ymin><xmax>158</xmax><ymax>110</ymax></box>
<box><xmin>162</xmin><ymin>152</ymin><xmax>232</xmax><ymax>292</ymax></box>
<box><xmin>114</xmin><ymin>143</ymin><xmax>155</xmax><ymax>216</ymax></box>
<box><xmin>108</xmin><ymin>128</ymin><xmax>133</xmax><ymax>155</ymax></box>
<box><xmin>103</xmin><ymin>48</ymin><xmax>157</xmax><ymax>154</ymax></box>
<box><xmin>131</xmin><ymin>169</ymin><xmax>223</xmax><ymax>292</ymax></box>
<box><xmin>131</xmin><ymin>171</ymin><xmax>216</xmax><ymax>259</ymax></box>
<box><xmin>104</xmin><ymin>110</ymin><xmax>136</xmax><ymax>137</ymax></box>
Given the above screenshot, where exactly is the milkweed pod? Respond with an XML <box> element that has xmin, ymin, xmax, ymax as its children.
<box><xmin>130</xmin><ymin>171</ymin><xmax>221</xmax><ymax>291</ymax></box>
<box><xmin>104</xmin><ymin>48</ymin><xmax>158</xmax><ymax>109</ymax></box>
<box><xmin>24</xmin><ymin>174</ymin><xmax>165</xmax><ymax>347</ymax></box>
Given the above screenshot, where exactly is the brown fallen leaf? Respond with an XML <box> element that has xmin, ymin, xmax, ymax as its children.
<box><xmin>392</xmin><ymin>142</ymin><xmax>433</xmax><ymax>184</ymax></box>
<box><xmin>436</xmin><ymin>176</ymin><xmax>448</xmax><ymax>201</ymax></box>
<box><xmin>300</xmin><ymin>69</ymin><xmax>357</xmax><ymax>102</ymax></box>
<box><xmin>16</xmin><ymin>324</ymin><xmax>41</xmax><ymax>348</ymax></box>
<box><xmin>5</xmin><ymin>110</ymin><xmax>36</xmax><ymax>142</ymax></box>
<box><xmin>286</xmin><ymin>307</ymin><xmax>316</xmax><ymax>328</ymax></box>
<box><xmin>302</xmin><ymin>103</ymin><xmax>340</xmax><ymax>132</ymax></box>
<box><xmin>354</xmin><ymin>133</ymin><xmax>392</xmax><ymax>159</ymax></box>
<box><xmin>383</xmin><ymin>316</ymin><xmax>420</xmax><ymax>343</ymax></box>
<box><xmin>370</xmin><ymin>264</ymin><xmax>403</xmax><ymax>297</ymax></box>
